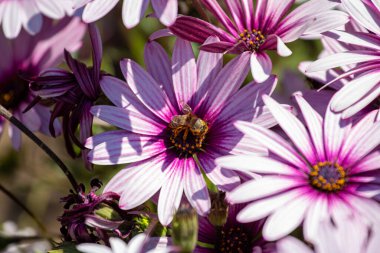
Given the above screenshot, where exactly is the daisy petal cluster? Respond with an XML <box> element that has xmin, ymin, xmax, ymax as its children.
<box><xmin>217</xmin><ymin>93</ymin><xmax>380</xmax><ymax>241</ymax></box>
<box><xmin>1</xmin><ymin>1</ymin><xmax>380</xmax><ymax>253</ymax></box>
<box><xmin>168</xmin><ymin>0</ymin><xmax>349</xmax><ymax>82</ymax></box>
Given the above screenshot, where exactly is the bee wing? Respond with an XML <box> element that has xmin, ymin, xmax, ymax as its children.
<box><xmin>170</xmin><ymin>115</ymin><xmax>188</xmax><ymax>127</ymax></box>
<box><xmin>182</xmin><ymin>104</ymin><xmax>192</xmax><ymax>114</ymax></box>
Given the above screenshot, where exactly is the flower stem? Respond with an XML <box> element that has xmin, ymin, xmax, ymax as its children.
<box><xmin>0</xmin><ymin>183</ymin><xmax>47</xmax><ymax>235</ymax></box>
<box><xmin>0</xmin><ymin>105</ymin><xmax>79</xmax><ymax>193</ymax></box>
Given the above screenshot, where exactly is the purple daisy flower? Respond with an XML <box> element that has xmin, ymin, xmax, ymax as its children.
<box><xmin>0</xmin><ymin>17</ymin><xmax>86</xmax><ymax>149</ymax></box>
<box><xmin>0</xmin><ymin>0</ymin><xmax>75</xmax><ymax>39</ymax></box>
<box><xmin>307</xmin><ymin>0</ymin><xmax>380</xmax><ymax>118</ymax></box>
<box><xmin>86</xmin><ymin>37</ymin><xmax>284</xmax><ymax>226</ymax></box>
<box><xmin>217</xmin><ymin>93</ymin><xmax>380</xmax><ymax>241</ymax></box>
<box><xmin>168</xmin><ymin>0</ymin><xmax>349</xmax><ymax>82</ymax></box>
<box><xmin>72</xmin><ymin>0</ymin><xmax>178</xmax><ymax>28</ymax></box>
<box><xmin>197</xmin><ymin>204</ymin><xmax>277</xmax><ymax>253</ymax></box>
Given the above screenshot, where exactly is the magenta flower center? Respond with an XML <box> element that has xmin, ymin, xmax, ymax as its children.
<box><xmin>168</xmin><ymin>105</ymin><xmax>208</xmax><ymax>157</ymax></box>
<box><xmin>238</xmin><ymin>29</ymin><xmax>266</xmax><ymax>52</ymax></box>
<box><xmin>216</xmin><ymin>226</ymin><xmax>251</xmax><ymax>253</ymax></box>
<box><xmin>0</xmin><ymin>77</ymin><xmax>29</xmax><ymax>110</ymax></box>
<box><xmin>309</xmin><ymin>161</ymin><xmax>346</xmax><ymax>192</ymax></box>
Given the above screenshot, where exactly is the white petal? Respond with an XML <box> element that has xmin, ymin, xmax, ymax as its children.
<box><xmin>250</xmin><ymin>52</ymin><xmax>272</xmax><ymax>83</ymax></box>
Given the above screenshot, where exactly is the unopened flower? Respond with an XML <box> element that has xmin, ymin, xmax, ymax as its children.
<box><xmin>86</xmin><ymin>37</ymin><xmax>284</xmax><ymax>225</ymax></box>
<box><xmin>59</xmin><ymin>179</ymin><xmax>129</xmax><ymax>244</ymax></box>
<box><xmin>168</xmin><ymin>0</ymin><xmax>348</xmax><ymax>82</ymax></box>
<box><xmin>72</xmin><ymin>0</ymin><xmax>178</xmax><ymax>28</ymax></box>
<box><xmin>217</xmin><ymin>94</ymin><xmax>380</xmax><ymax>242</ymax></box>
<box><xmin>30</xmin><ymin>23</ymin><xmax>103</xmax><ymax>170</ymax></box>
<box><xmin>172</xmin><ymin>205</ymin><xmax>198</xmax><ymax>253</ymax></box>
<box><xmin>0</xmin><ymin>0</ymin><xmax>75</xmax><ymax>39</ymax></box>
<box><xmin>306</xmin><ymin>0</ymin><xmax>380</xmax><ymax>118</ymax></box>
<box><xmin>0</xmin><ymin>17</ymin><xmax>86</xmax><ymax>149</ymax></box>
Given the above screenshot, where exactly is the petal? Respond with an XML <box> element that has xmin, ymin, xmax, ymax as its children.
<box><xmin>109</xmin><ymin>238</ymin><xmax>129</xmax><ymax>253</ymax></box>
<box><xmin>302</xmin><ymin>10</ymin><xmax>349</xmax><ymax>36</ymax></box>
<box><xmin>195</xmin><ymin>36</ymin><xmax>223</xmax><ymax>105</ymax></box>
<box><xmin>2</xmin><ymin>1</ymin><xmax>22</xmax><ymax>39</ymax></box>
<box><xmin>169</xmin><ymin>16</ymin><xmax>235</xmax><ymax>44</ymax></box>
<box><xmin>122</xmin><ymin>0</ymin><xmax>149</xmax><ymax>28</ymax></box>
<box><xmin>306</xmin><ymin>51</ymin><xmax>380</xmax><ymax>73</ymax></box>
<box><xmin>324</xmin><ymin>30</ymin><xmax>380</xmax><ymax>51</ymax></box>
<box><xmin>77</xmin><ymin>244</ymin><xmax>112</xmax><ymax>253</ymax></box>
<box><xmin>158</xmin><ymin>160</ymin><xmax>184</xmax><ymax>225</ymax></box>
<box><xmin>351</xmin><ymin>151</ymin><xmax>380</xmax><ymax>174</ymax></box>
<box><xmin>21</xmin><ymin>1</ymin><xmax>42</xmax><ymax>35</ymax></box>
<box><xmin>276</xmin><ymin>237</ymin><xmax>313</xmax><ymax>253</ymax></box>
<box><xmin>263</xmin><ymin>195</ymin><xmax>309</xmax><ymax>241</ymax></box>
<box><xmin>276</xmin><ymin>36</ymin><xmax>292</xmax><ymax>57</ymax></box>
<box><xmin>293</xmin><ymin>93</ymin><xmax>325</xmax><ymax>162</ymax></box>
<box><xmin>227</xmin><ymin>176</ymin><xmax>304</xmax><ymax>204</ymax></box>
<box><xmin>236</xmin><ymin>189</ymin><xmax>302</xmax><ymax>223</ymax></box>
<box><xmin>303</xmin><ymin>196</ymin><xmax>328</xmax><ymax>242</ymax></box>
<box><xmin>120</xmin><ymin>58</ymin><xmax>176</xmax><ymax>122</ymax></box>
<box><xmin>323</xmin><ymin>106</ymin><xmax>352</xmax><ymax>162</ymax></box>
<box><xmin>201</xmin><ymin>52</ymin><xmax>250</xmax><ymax>119</ymax></box>
<box><xmin>197</xmin><ymin>151</ymin><xmax>240</xmax><ymax>192</ymax></box>
<box><xmin>151</xmin><ymin>0</ymin><xmax>178</xmax><ymax>26</ymax></box>
<box><xmin>342</xmin><ymin>0</ymin><xmax>380</xmax><ymax>34</ymax></box>
<box><xmin>82</xmin><ymin>0</ymin><xmax>119</xmax><ymax>23</ymax></box>
<box><xmin>235</xmin><ymin>121</ymin><xmax>306</xmax><ymax>170</ymax></box>
<box><xmin>341</xmin><ymin>122</ymin><xmax>380</xmax><ymax>167</ymax></box>
<box><xmin>263</xmin><ymin>95</ymin><xmax>316</xmax><ymax>164</ymax></box>
<box><xmin>90</xmin><ymin>105</ymin><xmax>165</xmax><ymax>135</ymax></box>
<box><xmin>172</xmin><ymin>38</ymin><xmax>197</xmax><ymax>109</ymax></box>
<box><xmin>217</xmin><ymin>155</ymin><xmax>302</xmax><ymax>176</ymax></box>
<box><xmin>103</xmin><ymin>154</ymin><xmax>167</xmax><ymax>209</ymax></box>
<box><xmin>86</xmin><ymin>130</ymin><xmax>166</xmax><ymax>165</ymax></box>
<box><xmin>184</xmin><ymin>159</ymin><xmax>211</xmax><ymax>216</ymax></box>
<box><xmin>330</xmin><ymin>71</ymin><xmax>380</xmax><ymax>112</ymax></box>
<box><xmin>36</xmin><ymin>0</ymin><xmax>66</xmax><ymax>19</ymax></box>
<box><xmin>144</xmin><ymin>41</ymin><xmax>177</xmax><ymax>110</ymax></box>
<box><xmin>250</xmin><ymin>52</ymin><xmax>272</xmax><ymax>83</ymax></box>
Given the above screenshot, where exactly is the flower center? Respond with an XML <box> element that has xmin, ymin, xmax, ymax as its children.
<box><xmin>216</xmin><ymin>227</ymin><xmax>251</xmax><ymax>253</ymax></box>
<box><xmin>238</xmin><ymin>29</ymin><xmax>266</xmax><ymax>52</ymax></box>
<box><xmin>309</xmin><ymin>161</ymin><xmax>346</xmax><ymax>192</ymax></box>
<box><xmin>168</xmin><ymin>105</ymin><xmax>208</xmax><ymax>157</ymax></box>
<box><xmin>0</xmin><ymin>77</ymin><xmax>29</xmax><ymax>110</ymax></box>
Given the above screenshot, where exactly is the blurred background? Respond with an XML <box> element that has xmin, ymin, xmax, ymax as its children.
<box><xmin>0</xmin><ymin>0</ymin><xmax>322</xmax><ymax>241</ymax></box>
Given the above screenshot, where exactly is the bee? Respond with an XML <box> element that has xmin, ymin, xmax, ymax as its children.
<box><xmin>169</xmin><ymin>104</ymin><xmax>209</xmax><ymax>142</ymax></box>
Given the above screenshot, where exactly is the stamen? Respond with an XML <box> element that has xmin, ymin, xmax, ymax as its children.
<box><xmin>309</xmin><ymin>161</ymin><xmax>346</xmax><ymax>192</ymax></box>
<box><xmin>237</xmin><ymin>29</ymin><xmax>266</xmax><ymax>52</ymax></box>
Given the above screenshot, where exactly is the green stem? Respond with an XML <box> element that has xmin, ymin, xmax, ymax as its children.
<box><xmin>0</xmin><ymin>105</ymin><xmax>79</xmax><ymax>193</ymax></box>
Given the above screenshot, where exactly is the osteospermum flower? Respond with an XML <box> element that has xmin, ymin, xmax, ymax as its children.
<box><xmin>0</xmin><ymin>0</ymin><xmax>74</xmax><ymax>39</ymax></box>
<box><xmin>307</xmin><ymin>0</ymin><xmax>380</xmax><ymax>118</ymax></box>
<box><xmin>217</xmin><ymin>93</ymin><xmax>380</xmax><ymax>241</ymax></box>
<box><xmin>86</xmin><ymin>37</ymin><xmax>284</xmax><ymax>225</ymax></box>
<box><xmin>197</xmin><ymin>204</ymin><xmax>277</xmax><ymax>253</ymax></box>
<box><xmin>0</xmin><ymin>17</ymin><xmax>86</xmax><ymax>149</ymax></box>
<box><xmin>72</xmin><ymin>0</ymin><xmax>178</xmax><ymax>28</ymax></box>
<box><xmin>29</xmin><ymin>23</ymin><xmax>103</xmax><ymax>170</ymax></box>
<box><xmin>168</xmin><ymin>0</ymin><xmax>348</xmax><ymax>82</ymax></box>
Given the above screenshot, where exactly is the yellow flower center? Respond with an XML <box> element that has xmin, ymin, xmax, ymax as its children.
<box><xmin>238</xmin><ymin>29</ymin><xmax>266</xmax><ymax>52</ymax></box>
<box><xmin>309</xmin><ymin>161</ymin><xmax>346</xmax><ymax>192</ymax></box>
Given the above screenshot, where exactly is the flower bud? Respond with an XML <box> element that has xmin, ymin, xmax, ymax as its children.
<box><xmin>208</xmin><ymin>192</ymin><xmax>229</xmax><ymax>227</ymax></box>
<box><xmin>172</xmin><ymin>205</ymin><xmax>198</xmax><ymax>253</ymax></box>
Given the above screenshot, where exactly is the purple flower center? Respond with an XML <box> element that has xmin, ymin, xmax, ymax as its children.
<box><xmin>168</xmin><ymin>105</ymin><xmax>208</xmax><ymax>157</ymax></box>
<box><xmin>309</xmin><ymin>161</ymin><xmax>346</xmax><ymax>192</ymax></box>
<box><xmin>0</xmin><ymin>77</ymin><xmax>29</xmax><ymax>110</ymax></box>
<box><xmin>238</xmin><ymin>29</ymin><xmax>266</xmax><ymax>52</ymax></box>
<box><xmin>215</xmin><ymin>226</ymin><xmax>251</xmax><ymax>253</ymax></box>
